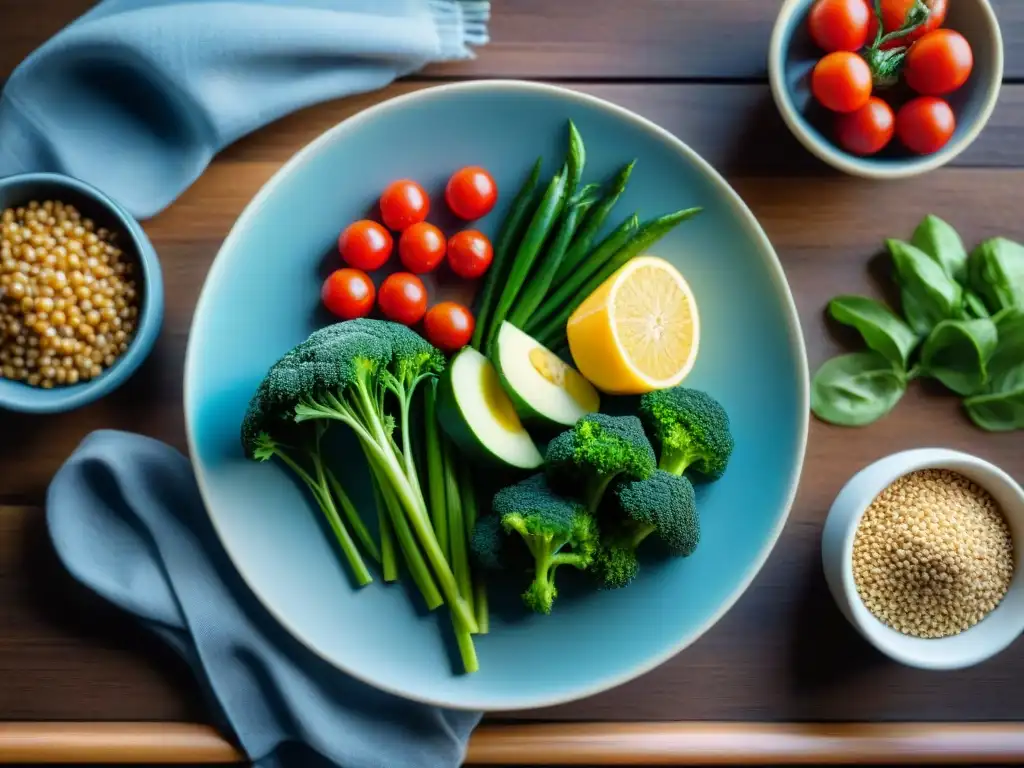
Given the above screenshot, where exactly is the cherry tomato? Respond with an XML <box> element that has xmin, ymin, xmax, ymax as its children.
<box><xmin>447</xmin><ymin>230</ymin><xmax>493</xmax><ymax>279</ymax></box>
<box><xmin>836</xmin><ymin>96</ymin><xmax>895</xmax><ymax>155</ymax></box>
<box><xmin>867</xmin><ymin>0</ymin><xmax>947</xmax><ymax>49</ymax></box>
<box><xmin>399</xmin><ymin>222</ymin><xmax>446</xmax><ymax>274</ymax></box>
<box><xmin>338</xmin><ymin>220</ymin><xmax>392</xmax><ymax>271</ymax></box>
<box><xmin>808</xmin><ymin>0</ymin><xmax>872</xmax><ymax>52</ymax></box>
<box><xmin>378</xmin><ymin>272</ymin><xmax>428</xmax><ymax>326</ymax></box>
<box><xmin>811</xmin><ymin>52</ymin><xmax>873</xmax><ymax>113</ymax></box>
<box><xmin>424</xmin><ymin>302</ymin><xmax>475</xmax><ymax>352</ymax></box>
<box><xmin>445</xmin><ymin>166</ymin><xmax>498</xmax><ymax>220</ymax></box>
<box><xmin>379</xmin><ymin>180</ymin><xmax>429</xmax><ymax>231</ymax></box>
<box><xmin>321</xmin><ymin>268</ymin><xmax>375</xmax><ymax>320</ymax></box>
<box><xmin>904</xmin><ymin>29</ymin><xmax>974</xmax><ymax>96</ymax></box>
<box><xmin>896</xmin><ymin>96</ymin><xmax>956</xmax><ymax>154</ymax></box>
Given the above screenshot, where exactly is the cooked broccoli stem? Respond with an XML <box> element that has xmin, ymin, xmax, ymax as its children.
<box><xmin>241</xmin><ymin>319</ymin><xmax>477</xmax><ymax>634</ymax></box>
<box><xmin>368</xmin><ymin>473</ymin><xmax>398</xmax><ymax>582</ymax></box>
<box><xmin>251</xmin><ymin>428</ymin><xmax>373</xmax><ymax>587</ymax></box>
<box><xmin>491</xmin><ymin>474</ymin><xmax>599</xmax><ymax>614</ymax></box>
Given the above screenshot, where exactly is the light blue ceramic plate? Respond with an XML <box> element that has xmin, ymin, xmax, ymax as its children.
<box><xmin>184</xmin><ymin>81</ymin><xmax>809</xmax><ymax>711</ymax></box>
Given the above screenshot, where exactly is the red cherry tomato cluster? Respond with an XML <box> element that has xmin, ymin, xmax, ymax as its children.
<box><xmin>806</xmin><ymin>0</ymin><xmax>971</xmax><ymax>157</ymax></box>
<box><xmin>321</xmin><ymin>167</ymin><xmax>498</xmax><ymax>353</ymax></box>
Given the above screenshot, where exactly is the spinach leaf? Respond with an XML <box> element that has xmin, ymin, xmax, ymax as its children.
<box><xmin>888</xmin><ymin>238</ymin><xmax>964</xmax><ymax>332</ymax></box>
<box><xmin>912</xmin><ymin>214</ymin><xmax>968</xmax><ymax>284</ymax></box>
<box><xmin>901</xmin><ymin>288</ymin><xmax>934</xmax><ymax>337</ymax></box>
<box><xmin>828</xmin><ymin>295</ymin><xmax>918</xmax><ymax>367</ymax></box>
<box><xmin>964</xmin><ymin>386</ymin><xmax>1024</xmax><ymax>432</ymax></box>
<box><xmin>919</xmin><ymin>318</ymin><xmax>998</xmax><ymax>396</ymax></box>
<box><xmin>964</xmin><ymin>290</ymin><xmax>991</xmax><ymax>319</ymax></box>
<box><xmin>968</xmin><ymin>237</ymin><xmax>1024</xmax><ymax>314</ymax></box>
<box><xmin>986</xmin><ymin>307</ymin><xmax>1024</xmax><ymax>393</ymax></box>
<box><xmin>811</xmin><ymin>351</ymin><xmax>907</xmax><ymax>427</ymax></box>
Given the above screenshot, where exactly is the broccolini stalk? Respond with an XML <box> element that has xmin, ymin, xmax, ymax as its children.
<box><xmin>424</xmin><ymin>381</ymin><xmax>449</xmax><ymax>560</ymax></box>
<box><xmin>325</xmin><ymin>465</ymin><xmax>380</xmax><ymax>565</ymax></box>
<box><xmin>252</xmin><ymin>429</ymin><xmax>373</xmax><ymax>588</ymax></box>
<box><xmin>459</xmin><ymin>463</ymin><xmax>488</xmax><ymax>634</ymax></box>
<box><xmin>442</xmin><ymin>436</ymin><xmax>479</xmax><ymax>672</ymax></box>
<box><xmin>369</xmin><ymin>473</ymin><xmax>398</xmax><ymax>582</ymax></box>
<box><xmin>278</xmin><ymin>320</ymin><xmax>478</xmax><ymax>633</ymax></box>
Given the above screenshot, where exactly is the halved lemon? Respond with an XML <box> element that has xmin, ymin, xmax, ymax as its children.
<box><xmin>566</xmin><ymin>255</ymin><xmax>700</xmax><ymax>394</ymax></box>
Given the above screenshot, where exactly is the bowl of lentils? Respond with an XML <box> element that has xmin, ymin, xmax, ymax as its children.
<box><xmin>0</xmin><ymin>172</ymin><xmax>163</xmax><ymax>413</ymax></box>
<box><xmin>822</xmin><ymin>448</ymin><xmax>1024</xmax><ymax>670</ymax></box>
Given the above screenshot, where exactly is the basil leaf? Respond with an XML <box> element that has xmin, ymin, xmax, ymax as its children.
<box><xmin>828</xmin><ymin>295</ymin><xmax>918</xmax><ymax>368</ymax></box>
<box><xmin>964</xmin><ymin>386</ymin><xmax>1024</xmax><ymax>432</ymax></box>
<box><xmin>888</xmin><ymin>239</ymin><xmax>964</xmax><ymax>331</ymax></box>
<box><xmin>912</xmin><ymin>214</ymin><xmax>968</xmax><ymax>284</ymax></box>
<box><xmin>901</xmin><ymin>288</ymin><xmax>934</xmax><ymax>337</ymax></box>
<box><xmin>919</xmin><ymin>318</ymin><xmax>999</xmax><ymax>396</ymax></box>
<box><xmin>968</xmin><ymin>237</ymin><xmax>1024</xmax><ymax>314</ymax></box>
<box><xmin>986</xmin><ymin>307</ymin><xmax>1024</xmax><ymax>393</ymax></box>
<box><xmin>964</xmin><ymin>290</ymin><xmax>991</xmax><ymax>319</ymax></box>
<box><xmin>811</xmin><ymin>351</ymin><xmax>907</xmax><ymax>427</ymax></box>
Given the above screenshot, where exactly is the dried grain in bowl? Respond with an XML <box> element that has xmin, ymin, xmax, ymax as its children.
<box><xmin>852</xmin><ymin>468</ymin><xmax>1014</xmax><ymax>639</ymax></box>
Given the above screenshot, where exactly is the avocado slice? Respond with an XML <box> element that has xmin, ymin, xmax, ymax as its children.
<box><xmin>494</xmin><ymin>321</ymin><xmax>600</xmax><ymax>429</ymax></box>
<box><xmin>436</xmin><ymin>345</ymin><xmax>544</xmax><ymax>470</ymax></box>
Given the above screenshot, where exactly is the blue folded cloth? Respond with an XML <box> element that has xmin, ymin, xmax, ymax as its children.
<box><xmin>0</xmin><ymin>0</ymin><xmax>489</xmax><ymax>219</ymax></box>
<box><xmin>46</xmin><ymin>430</ymin><xmax>483</xmax><ymax>768</ymax></box>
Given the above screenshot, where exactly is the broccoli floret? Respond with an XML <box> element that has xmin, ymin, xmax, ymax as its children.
<box><xmin>592</xmin><ymin>470</ymin><xmax>700</xmax><ymax>589</ymax></box>
<box><xmin>470</xmin><ymin>514</ymin><xmax>508</xmax><ymax>571</ymax></box>
<box><xmin>241</xmin><ymin>319</ymin><xmax>480</xmax><ymax>638</ymax></box>
<box><xmin>490</xmin><ymin>474</ymin><xmax>599</xmax><ymax>614</ymax></box>
<box><xmin>544</xmin><ymin>413</ymin><xmax>657</xmax><ymax>514</ymax></box>
<box><xmin>638</xmin><ymin>387</ymin><xmax>734</xmax><ymax>481</ymax></box>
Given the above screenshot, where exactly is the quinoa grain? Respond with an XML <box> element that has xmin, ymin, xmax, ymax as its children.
<box><xmin>852</xmin><ymin>469</ymin><xmax>1014</xmax><ymax>639</ymax></box>
<box><xmin>0</xmin><ymin>201</ymin><xmax>139</xmax><ymax>386</ymax></box>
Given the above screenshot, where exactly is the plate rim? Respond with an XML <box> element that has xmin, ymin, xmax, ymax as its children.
<box><xmin>183</xmin><ymin>79</ymin><xmax>811</xmax><ymax>711</ymax></box>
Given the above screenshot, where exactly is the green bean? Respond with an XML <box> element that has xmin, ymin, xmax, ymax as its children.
<box><xmin>470</xmin><ymin>157</ymin><xmax>542</xmax><ymax>350</ymax></box>
<box><xmin>552</xmin><ymin>160</ymin><xmax>635</xmax><ymax>288</ymax></box>
<box><xmin>483</xmin><ymin>123</ymin><xmax>585</xmax><ymax>354</ymax></box>
<box><xmin>423</xmin><ymin>381</ymin><xmax>448</xmax><ymax>562</ymax></box>
<box><xmin>484</xmin><ymin>165</ymin><xmax>570</xmax><ymax>354</ymax></box>
<box><xmin>508</xmin><ymin>185</ymin><xmax>600</xmax><ymax>329</ymax></box>
<box><xmin>533</xmin><ymin>207</ymin><xmax>703</xmax><ymax>346</ymax></box>
<box><xmin>526</xmin><ymin>213</ymin><xmax>640</xmax><ymax>335</ymax></box>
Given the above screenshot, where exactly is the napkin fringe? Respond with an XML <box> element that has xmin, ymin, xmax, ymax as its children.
<box><xmin>430</xmin><ymin>0</ymin><xmax>491</xmax><ymax>59</ymax></box>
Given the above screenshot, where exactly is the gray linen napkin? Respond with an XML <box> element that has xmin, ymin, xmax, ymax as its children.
<box><xmin>46</xmin><ymin>429</ymin><xmax>483</xmax><ymax>768</ymax></box>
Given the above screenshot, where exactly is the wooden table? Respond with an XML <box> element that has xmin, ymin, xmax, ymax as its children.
<box><xmin>3</xmin><ymin>0</ymin><xmax>1024</xmax><ymax>764</ymax></box>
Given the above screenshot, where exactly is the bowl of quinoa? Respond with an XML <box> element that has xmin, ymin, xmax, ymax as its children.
<box><xmin>822</xmin><ymin>448</ymin><xmax>1024</xmax><ymax>670</ymax></box>
<box><xmin>0</xmin><ymin>172</ymin><xmax>163</xmax><ymax>413</ymax></box>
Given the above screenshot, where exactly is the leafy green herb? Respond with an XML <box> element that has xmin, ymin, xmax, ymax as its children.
<box><xmin>828</xmin><ymin>295</ymin><xmax>919</xmax><ymax>368</ymax></box>
<box><xmin>919</xmin><ymin>318</ymin><xmax>998</xmax><ymax>397</ymax></box>
<box><xmin>968</xmin><ymin>237</ymin><xmax>1024</xmax><ymax>315</ymax></box>
<box><xmin>985</xmin><ymin>308</ymin><xmax>1024</xmax><ymax>393</ymax></box>
<box><xmin>888</xmin><ymin>238</ymin><xmax>964</xmax><ymax>332</ymax></box>
<box><xmin>912</xmin><ymin>214</ymin><xmax>968</xmax><ymax>284</ymax></box>
<box><xmin>963</xmin><ymin>290</ymin><xmax>991</xmax><ymax>319</ymax></box>
<box><xmin>811</xmin><ymin>352</ymin><xmax>908</xmax><ymax>427</ymax></box>
<box><xmin>964</xmin><ymin>386</ymin><xmax>1024</xmax><ymax>432</ymax></box>
<box><xmin>900</xmin><ymin>288</ymin><xmax>933</xmax><ymax>338</ymax></box>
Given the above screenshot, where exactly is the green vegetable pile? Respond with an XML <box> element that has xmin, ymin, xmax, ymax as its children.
<box><xmin>812</xmin><ymin>215</ymin><xmax>1024</xmax><ymax>432</ymax></box>
<box><xmin>471</xmin><ymin>389</ymin><xmax>734</xmax><ymax>613</ymax></box>
<box><xmin>470</xmin><ymin>120</ymin><xmax>702</xmax><ymax>358</ymax></box>
<box><xmin>241</xmin><ymin>319</ymin><xmax>483</xmax><ymax>672</ymax></box>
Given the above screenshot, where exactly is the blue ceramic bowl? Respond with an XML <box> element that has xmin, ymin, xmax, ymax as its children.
<box><xmin>769</xmin><ymin>0</ymin><xmax>1003</xmax><ymax>178</ymax></box>
<box><xmin>0</xmin><ymin>173</ymin><xmax>164</xmax><ymax>413</ymax></box>
<box><xmin>184</xmin><ymin>81</ymin><xmax>809</xmax><ymax>710</ymax></box>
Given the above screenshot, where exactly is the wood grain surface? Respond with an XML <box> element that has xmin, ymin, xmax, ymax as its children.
<box><xmin>3</xmin><ymin>0</ymin><xmax>1024</xmax><ymax>763</ymax></box>
<box><xmin>7</xmin><ymin>722</ymin><xmax>1024</xmax><ymax>764</ymax></box>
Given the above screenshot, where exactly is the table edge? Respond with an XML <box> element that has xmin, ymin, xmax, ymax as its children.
<box><xmin>3</xmin><ymin>722</ymin><xmax>1024</xmax><ymax>764</ymax></box>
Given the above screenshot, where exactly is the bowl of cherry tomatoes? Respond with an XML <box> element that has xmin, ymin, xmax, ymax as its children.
<box><xmin>769</xmin><ymin>0</ymin><xmax>1003</xmax><ymax>178</ymax></box>
<box><xmin>321</xmin><ymin>167</ymin><xmax>497</xmax><ymax>352</ymax></box>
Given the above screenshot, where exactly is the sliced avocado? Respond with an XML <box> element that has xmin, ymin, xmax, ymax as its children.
<box><xmin>494</xmin><ymin>321</ymin><xmax>601</xmax><ymax>429</ymax></box>
<box><xmin>436</xmin><ymin>346</ymin><xmax>544</xmax><ymax>470</ymax></box>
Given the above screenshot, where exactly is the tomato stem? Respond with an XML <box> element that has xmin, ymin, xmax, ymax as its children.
<box><xmin>864</xmin><ymin>0</ymin><xmax>931</xmax><ymax>87</ymax></box>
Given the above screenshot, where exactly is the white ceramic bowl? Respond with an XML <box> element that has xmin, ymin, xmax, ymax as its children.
<box><xmin>822</xmin><ymin>448</ymin><xmax>1024</xmax><ymax>670</ymax></box>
